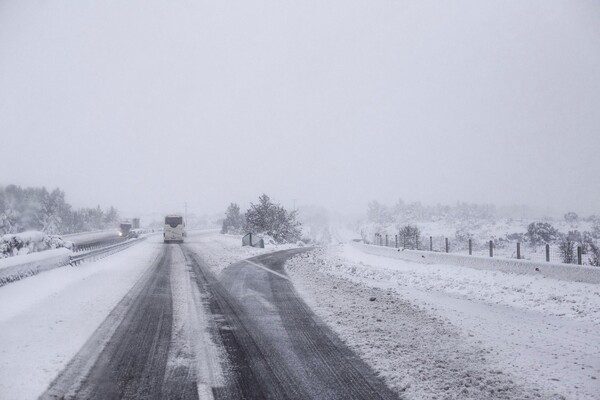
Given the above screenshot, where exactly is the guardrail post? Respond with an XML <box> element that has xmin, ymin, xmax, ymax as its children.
<box><xmin>468</xmin><ymin>239</ymin><xmax>472</xmax><ymax>255</ymax></box>
<box><xmin>517</xmin><ymin>242</ymin><xmax>521</xmax><ymax>259</ymax></box>
<box><xmin>445</xmin><ymin>237</ymin><xmax>449</xmax><ymax>253</ymax></box>
<box><xmin>430</xmin><ymin>236</ymin><xmax>433</xmax><ymax>251</ymax></box>
<box><xmin>578</xmin><ymin>246</ymin><xmax>582</xmax><ymax>265</ymax></box>
<box><xmin>489</xmin><ymin>240</ymin><xmax>493</xmax><ymax>257</ymax></box>
<box><xmin>546</xmin><ymin>244</ymin><xmax>550</xmax><ymax>262</ymax></box>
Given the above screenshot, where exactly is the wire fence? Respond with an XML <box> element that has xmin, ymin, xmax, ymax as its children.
<box><xmin>372</xmin><ymin>233</ymin><xmax>598</xmax><ymax>266</ymax></box>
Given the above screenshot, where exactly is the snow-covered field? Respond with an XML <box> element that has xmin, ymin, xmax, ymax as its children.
<box><xmin>285</xmin><ymin>244</ymin><xmax>600</xmax><ymax>399</ymax></box>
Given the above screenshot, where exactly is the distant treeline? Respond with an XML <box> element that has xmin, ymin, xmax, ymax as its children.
<box><xmin>0</xmin><ymin>185</ymin><xmax>119</xmax><ymax>235</ymax></box>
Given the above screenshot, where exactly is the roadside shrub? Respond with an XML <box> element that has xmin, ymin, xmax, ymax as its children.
<box><xmin>398</xmin><ymin>224</ymin><xmax>421</xmax><ymax>250</ymax></box>
<box><xmin>559</xmin><ymin>238</ymin><xmax>576</xmax><ymax>264</ymax></box>
<box><xmin>526</xmin><ymin>222</ymin><xmax>559</xmax><ymax>248</ymax></box>
<box><xmin>1</xmin><ymin>231</ymin><xmax>73</xmax><ymax>258</ymax></box>
<box><xmin>588</xmin><ymin>243</ymin><xmax>600</xmax><ymax>267</ymax></box>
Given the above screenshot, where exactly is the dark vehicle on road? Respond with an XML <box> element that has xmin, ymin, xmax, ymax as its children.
<box><xmin>118</xmin><ymin>222</ymin><xmax>132</xmax><ymax>237</ymax></box>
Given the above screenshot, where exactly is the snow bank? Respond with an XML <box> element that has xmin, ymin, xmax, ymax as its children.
<box><xmin>286</xmin><ymin>246</ymin><xmax>600</xmax><ymax>399</ymax></box>
<box><xmin>0</xmin><ymin>248</ymin><xmax>72</xmax><ymax>286</ymax></box>
<box><xmin>285</xmin><ymin>250</ymin><xmax>566</xmax><ymax>400</ymax></box>
<box><xmin>184</xmin><ymin>232</ymin><xmax>298</xmax><ymax>275</ymax></box>
<box><xmin>0</xmin><ymin>231</ymin><xmax>73</xmax><ymax>258</ymax></box>
<box><xmin>354</xmin><ymin>242</ymin><xmax>600</xmax><ymax>284</ymax></box>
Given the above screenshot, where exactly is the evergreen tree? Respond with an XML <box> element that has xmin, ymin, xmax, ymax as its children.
<box><xmin>0</xmin><ymin>185</ymin><xmax>120</xmax><ymax>235</ymax></box>
<box><xmin>244</xmin><ymin>194</ymin><xmax>302</xmax><ymax>243</ymax></box>
<box><xmin>221</xmin><ymin>203</ymin><xmax>244</xmax><ymax>234</ymax></box>
<box><xmin>526</xmin><ymin>222</ymin><xmax>559</xmax><ymax>248</ymax></box>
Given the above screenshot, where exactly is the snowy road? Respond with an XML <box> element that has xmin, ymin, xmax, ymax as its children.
<box><xmin>185</xmin><ymin>247</ymin><xmax>398</xmax><ymax>399</ymax></box>
<box><xmin>1</xmin><ymin>232</ymin><xmax>398</xmax><ymax>399</ymax></box>
<box><xmin>4</xmin><ymin>231</ymin><xmax>593</xmax><ymax>399</ymax></box>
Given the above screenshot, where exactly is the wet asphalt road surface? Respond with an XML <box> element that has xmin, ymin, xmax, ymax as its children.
<box><xmin>42</xmin><ymin>244</ymin><xmax>399</xmax><ymax>400</ymax></box>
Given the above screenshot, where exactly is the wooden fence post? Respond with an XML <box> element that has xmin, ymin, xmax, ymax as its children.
<box><xmin>445</xmin><ymin>237</ymin><xmax>449</xmax><ymax>253</ymax></box>
<box><xmin>578</xmin><ymin>246</ymin><xmax>582</xmax><ymax>265</ymax></box>
<box><xmin>489</xmin><ymin>240</ymin><xmax>493</xmax><ymax>257</ymax></box>
<box><xmin>468</xmin><ymin>239</ymin><xmax>472</xmax><ymax>255</ymax></box>
<box><xmin>517</xmin><ymin>242</ymin><xmax>521</xmax><ymax>260</ymax></box>
<box><xmin>546</xmin><ymin>244</ymin><xmax>550</xmax><ymax>262</ymax></box>
<box><xmin>430</xmin><ymin>236</ymin><xmax>433</xmax><ymax>251</ymax></box>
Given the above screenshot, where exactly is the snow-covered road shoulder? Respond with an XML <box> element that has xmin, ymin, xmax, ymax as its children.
<box><xmin>184</xmin><ymin>232</ymin><xmax>300</xmax><ymax>275</ymax></box>
<box><xmin>354</xmin><ymin>242</ymin><xmax>600</xmax><ymax>284</ymax></box>
<box><xmin>285</xmin><ymin>245</ymin><xmax>600</xmax><ymax>399</ymax></box>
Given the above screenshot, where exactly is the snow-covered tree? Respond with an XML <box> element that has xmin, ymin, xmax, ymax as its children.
<box><xmin>221</xmin><ymin>203</ymin><xmax>244</xmax><ymax>234</ymax></box>
<box><xmin>559</xmin><ymin>238</ymin><xmax>576</xmax><ymax>264</ymax></box>
<box><xmin>104</xmin><ymin>206</ymin><xmax>119</xmax><ymax>227</ymax></box>
<box><xmin>398</xmin><ymin>224</ymin><xmax>421</xmax><ymax>249</ymax></box>
<box><xmin>564</xmin><ymin>212</ymin><xmax>579</xmax><ymax>224</ymax></box>
<box><xmin>0</xmin><ymin>185</ymin><xmax>120</xmax><ymax>235</ymax></box>
<box><xmin>245</xmin><ymin>194</ymin><xmax>302</xmax><ymax>243</ymax></box>
<box><xmin>367</xmin><ymin>201</ymin><xmax>392</xmax><ymax>224</ymax></box>
<box><xmin>588</xmin><ymin>243</ymin><xmax>600</xmax><ymax>267</ymax></box>
<box><xmin>526</xmin><ymin>222</ymin><xmax>559</xmax><ymax>247</ymax></box>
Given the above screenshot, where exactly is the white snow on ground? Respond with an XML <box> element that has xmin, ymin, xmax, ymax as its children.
<box><xmin>167</xmin><ymin>244</ymin><xmax>226</xmax><ymax>397</ymax></box>
<box><xmin>0</xmin><ymin>247</ymin><xmax>72</xmax><ymax>286</ymax></box>
<box><xmin>285</xmin><ymin>244</ymin><xmax>600</xmax><ymax>399</ymax></box>
<box><xmin>343</xmin><ymin>245</ymin><xmax>600</xmax><ymax>325</ymax></box>
<box><xmin>184</xmin><ymin>232</ymin><xmax>297</xmax><ymax>275</ymax></box>
<box><xmin>0</xmin><ymin>236</ymin><xmax>163</xmax><ymax>399</ymax></box>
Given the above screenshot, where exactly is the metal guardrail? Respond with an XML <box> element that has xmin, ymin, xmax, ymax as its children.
<box><xmin>74</xmin><ymin>237</ymin><xmax>127</xmax><ymax>252</ymax></box>
<box><xmin>70</xmin><ymin>237</ymin><xmax>147</xmax><ymax>266</ymax></box>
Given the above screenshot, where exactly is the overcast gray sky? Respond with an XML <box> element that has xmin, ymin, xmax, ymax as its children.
<box><xmin>1</xmin><ymin>0</ymin><xmax>599</xmax><ymax>218</ymax></box>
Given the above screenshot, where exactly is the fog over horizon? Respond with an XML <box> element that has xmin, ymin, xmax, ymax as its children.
<box><xmin>1</xmin><ymin>1</ymin><xmax>599</xmax><ymax>220</ymax></box>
